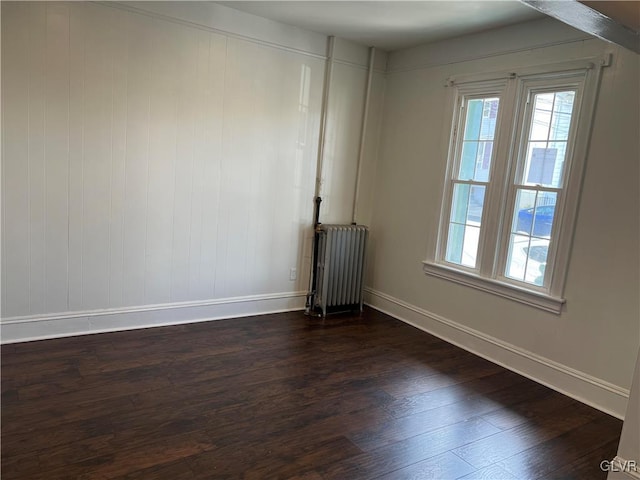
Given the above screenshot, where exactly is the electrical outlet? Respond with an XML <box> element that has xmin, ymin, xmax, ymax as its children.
<box><xmin>289</xmin><ymin>267</ymin><xmax>297</xmax><ymax>281</ymax></box>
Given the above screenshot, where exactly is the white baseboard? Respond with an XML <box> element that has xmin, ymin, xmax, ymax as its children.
<box><xmin>364</xmin><ymin>287</ymin><xmax>629</xmax><ymax>420</ymax></box>
<box><xmin>0</xmin><ymin>291</ymin><xmax>307</xmax><ymax>344</ymax></box>
<box><xmin>3</xmin><ymin>286</ymin><xmax>629</xmax><ymax>419</ymax></box>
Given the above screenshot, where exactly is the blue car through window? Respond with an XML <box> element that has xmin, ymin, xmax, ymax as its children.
<box><xmin>516</xmin><ymin>204</ymin><xmax>556</xmax><ymax>237</ymax></box>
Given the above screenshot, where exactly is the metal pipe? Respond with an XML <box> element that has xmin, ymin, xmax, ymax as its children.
<box><xmin>314</xmin><ymin>36</ymin><xmax>335</xmax><ymax>200</ymax></box>
<box><xmin>307</xmin><ymin>36</ymin><xmax>335</xmax><ymax>314</ymax></box>
<box><xmin>352</xmin><ymin>46</ymin><xmax>376</xmax><ymax>225</ymax></box>
<box><xmin>305</xmin><ymin>196</ymin><xmax>323</xmax><ymax>314</ymax></box>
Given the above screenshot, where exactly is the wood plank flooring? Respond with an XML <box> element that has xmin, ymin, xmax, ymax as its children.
<box><xmin>1</xmin><ymin>308</ymin><xmax>622</xmax><ymax>479</ymax></box>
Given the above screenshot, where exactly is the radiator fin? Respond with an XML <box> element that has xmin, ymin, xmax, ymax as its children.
<box><xmin>313</xmin><ymin>224</ymin><xmax>368</xmax><ymax>317</ymax></box>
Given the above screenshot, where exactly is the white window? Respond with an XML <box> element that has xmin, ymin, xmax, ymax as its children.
<box><xmin>424</xmin><ymin>58</ymin><xmax>609</xmax><ymax>313</ymax></box>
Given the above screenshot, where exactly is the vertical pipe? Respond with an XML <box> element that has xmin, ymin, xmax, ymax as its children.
<box><xmin>306</xmin><ymin>197</ymin><xmax>322</xmax><ymax>313</ymax></box>
<box><xmin>306</xmin><ymin>36</ymin><xmax>335</xmax><ymax>315</ymax></box>
<box><xmin>352</xmin><ymin>46</ymin><xmax>376</xmax><ymax>225</ymax></box>
<box><xmin>314</xmin><ymin>36</ymin><xmax>335</xmax><ymax>200</ymax></box>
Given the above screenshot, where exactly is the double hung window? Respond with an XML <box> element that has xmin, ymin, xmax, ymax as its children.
<box><xmin>424</xmin><ymin>59</ymin><xmax>607</xmax><ymax>313</ymax></box>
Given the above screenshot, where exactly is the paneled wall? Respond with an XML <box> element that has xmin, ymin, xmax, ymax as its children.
<box><xmin>365</xmin><ymin>18</ymin><xmax>639</xmax><ymax>418</ymax></box>
<box><xmin>318</xmin><ymin>38</ymin><xmax>387</xmax><ymax>225</ymax></box>
<box><xmin>1</xmin><ymin>2</ymin><xmax>384</xmax><ymax>337</ymax></box>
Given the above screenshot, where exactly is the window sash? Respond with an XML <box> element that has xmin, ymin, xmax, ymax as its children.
<box><xmin>438</xmin><ymin>85</ymin><xmax>508</xmax><ymax>273</ymax></box>
<box><xmin>497</xmin><ymin>77</ymin><xmax>585</xmax><ymax>292</ymax></box>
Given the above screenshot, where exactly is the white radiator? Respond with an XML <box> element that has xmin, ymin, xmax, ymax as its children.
<box><xmin>313</xmin><ymin>224</ymin><xmax>368</xmax><ymax>317</ymax></box>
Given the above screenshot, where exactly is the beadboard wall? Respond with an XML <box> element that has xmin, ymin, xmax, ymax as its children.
<box><xmin>0</xmin><ymin>1</ymin><xmax>385</xmax><ymax>341</ymax></box>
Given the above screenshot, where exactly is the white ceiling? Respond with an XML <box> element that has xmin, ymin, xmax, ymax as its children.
<box><xmin>217</xmin><ymin>1</ymin><xmax>545</xmax><ymax>51</ymax></box>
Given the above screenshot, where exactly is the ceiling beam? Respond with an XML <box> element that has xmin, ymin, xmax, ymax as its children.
<box><xmin>520</xmin><ymin>0</ymin><xmax>639</xmax><ymax>54</ymax></box>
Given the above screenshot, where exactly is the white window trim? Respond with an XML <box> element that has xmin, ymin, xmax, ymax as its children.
<box><xmin>422</xmin><ymin>260</ymin><xmax>565</xmax><ymax>313</ymax></box>
<box><xmin>424</xmin><ymin>55</ymin><xmax>611</xmax><ymax>314</ymax></box>
<box><xmin>435</xmin><ymin>80</ymin><xmax>511</xmax><ymax>274</ymax></box>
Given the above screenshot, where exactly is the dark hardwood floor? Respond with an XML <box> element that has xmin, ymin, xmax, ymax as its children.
<box><xmin>1</xmin><ymin>308</ymin><xmax>622</xmax><ymax>479</ymax></box>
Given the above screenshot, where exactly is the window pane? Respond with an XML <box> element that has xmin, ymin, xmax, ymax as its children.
<box><xmin>552</xmin><ymin>91</ymin><xmax>575</xmax><ymax>141</ymax></box>
<box><xmin>458</xmin><ymin>97</ymin><xmax>499</xmax><ymax>181</ymax></box>
<box><xmin>451</xmin><ymin>184</ymin><xmax>470</xmax><ymax>224</ymax></box>
<box><xmin>468</xmin><ymin>185</ymin><xmax>485</xmax><ymax>224</ymax></box>
<box><xmin>512</xmin><ymin>189</ymin><xmax>538</xmax><ymax>235</ymax></box>
<box><xmin>459</xmin><ymin>142</ymin><xmax>478</xmax><ymax>180</ymax></box>
<box><xmin>506</xmin><ymin>234</ymin><xmax>549</xmax><ymax>286</ymax></box>
<box><xmin>524</xmin><ymin>238</ymin><xmax>549</xmax><ymax>286</ymax></box>
<box><xmin>523</xmin><ymin>142</ymin><xmax>568</xmax><ymax>187</ymax></box>
<box><xmin>446</xmin><ymin>223</ymin><xmax>465</xmax><ymax>264</ymax></box>
<box><xmin>512</xmin><ymin>189</ymin><xmax>557</xmax><ymax>238</ymax></box>
<box><xmin>480</xmin><ymin>98</ymin><xmax>499</xmax><ymax>140</ymax></box>
<box><xmin>446</xmin><ymin>184</ymin><xmax>485</xmax><ymax>269</ymax></box>
<box><xmin>529</xmin><ymin>93</ymin><xmax>554</xmax><ymax>141</ymax></box>
<box><xmin>547</xmin><ymin>141</ymin><xmax>568</xmax><ymax>186</ymax></box>
<box><xmin>464</xmin><ymin>99</ymin><xmax>484</xmax><ymax>140</ymax></box>
<box><xmin>529</xmin><ymin>119</ymin><xmax>550</xmax><ymax>143</ymax></box>
<box><xmin>451</xmin><ymin>183</ymin><xmax>485</xmax><ymax>226</ymax></box>
<box><xmin>521</xmin><ymin>90</ymin><xmax>575</xmax><ymax>188</ymax></box>
<box><xmin>550</xmin><ymin>112</ymin><xmax>572</xmax><ymax>141</ymax></box>
<box><xmin>506</xmin><ymin>233</ymin><xmax>530</xmax><ymax>282</ymax></box>
<box><xmin>445</xmin><ymin>223</ymin><xmax>481</xmax><ymax>268</ymax></box>
<box><xmin>461</xmin><ymin>225</ymin><xmax>480</xmax><ymax>268</ymax></box>
<box><xmin>531</xmin><ymin>200</ymin><xmax>557</xmax><ymax>239</ymax></box>
<box><xmin>474</xmin><ymin>142</ymin><xmax>493</xmax><ymax>182</ymax></box>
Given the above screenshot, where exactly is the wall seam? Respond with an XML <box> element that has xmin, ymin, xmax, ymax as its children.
<box><xmin>96</xmin><ymin>1</ymin><xmax>327</xmax><ymax>61</ymax></box>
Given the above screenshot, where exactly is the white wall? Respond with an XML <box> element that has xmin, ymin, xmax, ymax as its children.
<box><xmin>318</xmin><ymin>39</ymin><xmax>367</xmax><ymax>224</ymax></box>
<box><xmin>315</xmin><ymin>38</ymin><xmax>386</xmax><ymax>225</ymax></box>
<box><xmin>1</xmin><ymin>1</ymin><xmax>382</xmax><ymax>341</ymax></box>
<box><xmin>365</xmin><ymin>18</ymin><xmax>639</xmax><ymax>418</ymax></box>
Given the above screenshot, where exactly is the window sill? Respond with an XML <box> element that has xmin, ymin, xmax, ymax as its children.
<box><xmin>422</xmin><ymin>261</ymin><xmax>565</xmax><ymax>314</ymax></box>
